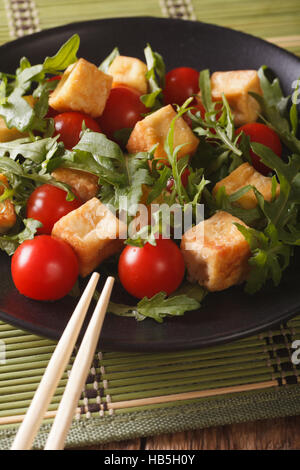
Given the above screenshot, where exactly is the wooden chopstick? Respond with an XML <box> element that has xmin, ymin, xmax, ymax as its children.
<box><xmin>44</xmin><ymin>276</ymin><xmax>114</xmax><ymax>450</ymax></box>
<box><xmin>11</xmin><ymin>272</ymin><xmax>101</xmax><ymax>450</ymax></box>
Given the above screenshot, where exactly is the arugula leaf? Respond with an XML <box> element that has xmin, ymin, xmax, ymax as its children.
<box><xmin>199</xmin><ymin>69</ymin><xmax>214</xmax><ymax>113</ymax></box>
<box><xmin>0</xmin><ymin>35</ymin><xmax>80</xmax><ymax>136</ymax></box>
<box><xmin>249</xmin><ymin>66</ymin><xmax>300</xmax><ymax>154</ymax></box>
<box><xmin>43</xmin><ymin>34</ymin><xmax>80</xmax><ymax>73</ymax></box>
<box><xmin>74</xmin><ymin>130</ymin><xmax>124</xmax><ymax>163</ymax></box>
<box><xmin>124</xmin><ymin>152</ymin><xmax>153</xmax><ymax>215</ymax></box>
<box><xmin>108</xmin><ymin>290</ymin><xmax>201</xmax><ymax>323</ymax></box>
<box><xmin>57</xmin><ymin>131</ymin><xmax>154</xmax><ymax>215</ymax></box>
<box><xmin>16</xmin><ymin>64</ymin><xmax>44</xmax><ymax>90</ymax></box>
<box><xmin>164</xmin><ymin>99</ymin><xmax>194</xmax><ymax>205</ymax></box>
<box><xmin>0</xmin><ymin>89</ymin><xmax>35</xmax><ymax>132</ymax></box>
<box><xmin>191</xmin><ymin>70</ymin><xmax>245</xmax><ymax>184</ymax></box>
<box><xmin>98</xmin><ymin>47</ymin><xmax>120</xmax><ymax>72</ymax></box>
<box><xmin>0</xmin><ymin>136</ymin><xmax>59</xmax><ymax>162</ymax></box>
<box><xmin>290</xmin><ymin>78</ymin><xmax>300</xmax><ymax>136</ymax></box>
<box><xmin>235</xmin><ymin>222</ymin><xmax>292</xmax><ymax>294</ymax></box>
<box><xmin>140</xmin><ymin>44</ymin><xmax>165</xmax><ymax>110</ymax></box>
<box><xmin>0</xmin><ymin>77</ymin><xmax>7</xmax><ymax>105</ymax></box>
<box><xmin>146</xmin><ymin>164</ymin><xmax>171</xmax><ymax>205</ymax></box>
<box><xmin>234</xmin><ymin>142</ymin><xmax>300</xmax><ymax>293</ymax></box>
<box><xmin>0</xmin><ymin>218</ymin><xmax>41</xmax><ymax>256</ymax></box>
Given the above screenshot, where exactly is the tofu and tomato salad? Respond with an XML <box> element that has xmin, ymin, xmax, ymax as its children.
<box><xmin>0</xmin><ymin>34</ymin><xmax>299</xmax><ymax>323</ymax></box>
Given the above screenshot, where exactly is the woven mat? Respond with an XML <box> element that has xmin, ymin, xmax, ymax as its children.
<box><xmin>0</xmin><ymin>0</ymin><xmax>299</xmax><ymax>450</ymax></box>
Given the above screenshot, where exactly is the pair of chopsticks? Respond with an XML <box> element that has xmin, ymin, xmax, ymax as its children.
<box><xmin>11</xmin><ymin>273</ymin><xmax>114</xmax><ymax>451</ymax></box>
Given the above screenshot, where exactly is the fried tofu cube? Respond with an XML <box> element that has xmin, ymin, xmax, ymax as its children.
<box><xmin>49</xmin><ymin>58</ymin><xmax>113</xmax><ymax>118</ymax></box>
<box><xmin>210</xmin><ymin>70</ymin><xmax>262</xmax><ymax>126</ymax></box>
<box><xmin>126</xmin><ymin>104</ymin><xmax>199</xmax><ymax>162</ymax></box>
<box><xmin>108</xmin><ymin>55</ymin><xmax>148</xmax><ymax>94</ymax></box>
<box><xmin>52</xmin><ymin>198</ymin><xmax>127</xmax><ymax>277</ymax></box>
<box><xmin>181</xmin><ymin>211</ymin><xmax>251</xmax><ymax>292</ymax></box>
<box><xmin>0</xmin><ymin>95</ymin><xmax>35</xmax><ymax>142</ymax></box>
<box><xmin>213</xmin><ymin>162</ymin><xmax>280</xmax><ymax>209</ymax></box>
<box><xmin>0</xmin><ymin>174</ymin><xmax>16</xmax><ymax>234</ymax></box>
<box><xmin>51</xmin><ymin>167</ymin><xmax>99</xmax><ymax>203</ymax></box>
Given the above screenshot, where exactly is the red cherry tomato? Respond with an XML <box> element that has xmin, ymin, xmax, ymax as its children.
<box><xmin>163</xmin><ymin>67</ymin><xmax>199</xmax><ymax>106</ymax></box>
<box><xmin>26</xmin><ymin>184</ymin><xmax>82</xmax><ymax>235</ymax></box>
<box><xmin>11</xmin><ymin>235</ymin><xmax>79</xmax><ymax>301</ymax></box>
<box><xmin>54</xmin><ymin>111</ymin><xmax>102</xmax><ymax>149</ymax></box>
<box><xmin>166</xmin><ymin>167</ymin><xmax>190</xmax><ymax>192</ymax></box>
<box><xmin>97</xmin><ymin>86</ymin><xmax>147</xmax><ymax>141</ymax></box>
<box><xmin>236</xmin><ymin>123</ymin><xmax>282</xmax><ymax>175</ymax></box>
<box><xmin>118</xmin><ymin>239</ymin><xmax>185</xmax><ymax>299</ymax></box>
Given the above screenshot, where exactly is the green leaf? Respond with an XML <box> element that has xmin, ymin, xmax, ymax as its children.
<box><xmin>74</xmin><ymin>130</ymin><xmax>124</xmax><ymax>162</ymax></box>
<box><xmin>199</xmin><ymin>69</ymin><xmax>213</xmax><ymax>113</ymax></box>
<box><xmin>0</xmin><ymin>218</ymin><xmax>41</xmax><ymax>256</ymax></box>
<box><xmin>137</xmin><ymin>292</ymin><xmax>200</xmax><ymax>322</ymax></box>
<box><xmin>290</xmin><ymin>78</ymin><xmax>299</xmax><ymax>136</ymax></box>
<box><xmin>146</xmin><ymin>165</ymin><xmax>171</xmax><ymax>204</ymax></box>
<box><xmin>0</xmin><ymin>136</ymin><xmax>59</xmax><ymax>163</ymax></box>
<box><xmin>257</xmin><ymin>66</ymin><xmax>289</xmax><ymax>110</ymax></box>
<box><xmin>235</xmin><ymin>222</ymin><xmax>292</xmax><ymax>294</ymax></box>
<box><xmin>16</xmin><ymin>64</ymin><xmax>44</xmax><ymax>90</ymax></box>
<box><xmin>250</xmin><ymin>66</ymin><xmax>300</xmax><ymax>154</ymax></box>
<box><xmin>140</xmin><ymin>44</ymin><xmax>165</xmax><ymax>110</ymax></box>
<box><xmin>98</xmin><ymin>47</ymin><xmax>120</xmax><ymax>72</ymax></box>
<box><xmin>0</xmin><ymin>78</ymin><xmax>7</xmax><ymax>105</ymax></box>
<box><xmin>125</xmin><ymin>153</ymin><xmax>153</xmax><ymax>215</ymax></box>
<box><xmin>43</xmin><ymin>34</ymin><xmax>80</xmax><ymax>73</ymax></box>
<box><xmin>0</xmin><ymin>88</ymin><xmax>34</xmax><ymax>132</ymax></box>
<box><xmin>108</xmin><ymin>290</ymin><xmax>201</xmax><ymax>323</ymax></box>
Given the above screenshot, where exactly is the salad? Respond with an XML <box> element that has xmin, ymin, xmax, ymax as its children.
<box><xmin>0</xmin><ymin>34</ymin><xmax>299</xmax><ymax>323</ymax></box>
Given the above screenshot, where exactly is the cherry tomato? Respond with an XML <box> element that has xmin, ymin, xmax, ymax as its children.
<box><xmin>166</xmin><ymin>167</ymin><xmax>190</xmax><ymax>192</ymax></box>
<box><xmin>236</xmin><ymin>123</ymin><xmax>282</xmax><ymax>175</ymax></box>
<box><xmin>97</xmin><ymin>86</ymin><xmax>147</xmax><ymax>141</ymax></box>
<box><xmin>11</xmin><ymin>235</ymin><xmax>79</xmax><ymax>301</ymax></box>
<box><xmin>54</xmin><ymin>111</ymin><xmax>102</xmax><ymax>149</ymax></box>
<box><xmin>118</xmin><ymin>239</ymin><xmax>185</xmax><ymax>299</ymax></box>
<box><xmin>26</xmin><ymin>184</ymin><xmax>82</xmax><ymax>235</ymax></box>
<box><xmin>163</xmin><ymin>67</ymin><xmax>199</xmax><ymax>106</ymax></box>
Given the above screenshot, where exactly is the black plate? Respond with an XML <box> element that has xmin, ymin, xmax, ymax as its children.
<box><xmin>0</xmin><ymin>17</ymin><xmax>299</xmax><ymax>351</ymax></box>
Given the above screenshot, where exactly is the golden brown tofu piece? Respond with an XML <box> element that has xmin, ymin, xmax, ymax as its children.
<box><xmin>51</xmin><ymin>167</ymin><xmax>99</xmax><ymax>203</ymax></box>
<box><xmin>49</xmin><ymin>58</ymin><xmax>113</xmax><ymax>118</ymax></box>
<box><xmin>181</xmin><ymin>211</ymin><xmax>251</xmax><ymax>292</ymax></box>
<box><xmin>126</xmin><ymin>104</ymin><xmax>199</xmax><ymax>163</ymax></box>
<box><xmin>52</xmin><ymin>198</ymin><xmax>127</xmax><ymax>277</ymax></box>
<box><xmin>0</xmin><ymin>95</ymin><xmax>36</xmax><ymax>142</ymax></box>
<box><xmin>0</xmin><ymin>174</ymin><xmax>16</xmax><ymax>234</ymax></box>
<box><xmin>108</xmin><ymin>55</ymin><xmax>148</xmax><ymax>94</ymax></box>
<box><xmin>213</xmin><ymin>162</ymin><xmax>280</xmax><ymax>210</ymax></box>
<box><xmin>210</xmin><ymin>70</ymin><xmax>262</xmax><ymax>126</ymax></box>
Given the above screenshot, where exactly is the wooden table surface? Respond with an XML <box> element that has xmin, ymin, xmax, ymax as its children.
<box><xmin>75</xmin><ymin>415</ymin><xmax>300</xmax><ymax>450</ymax></box>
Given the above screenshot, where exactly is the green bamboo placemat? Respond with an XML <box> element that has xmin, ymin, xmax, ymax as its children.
<box><xmin>0</xmin><ymin>0</ymin><xmax>299</xmax><ymax>450</ymax></box>
<box><xmin>0</xmin><ymin>318</ymin><xmax>300</xmax><ymax>449</ymax></box>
